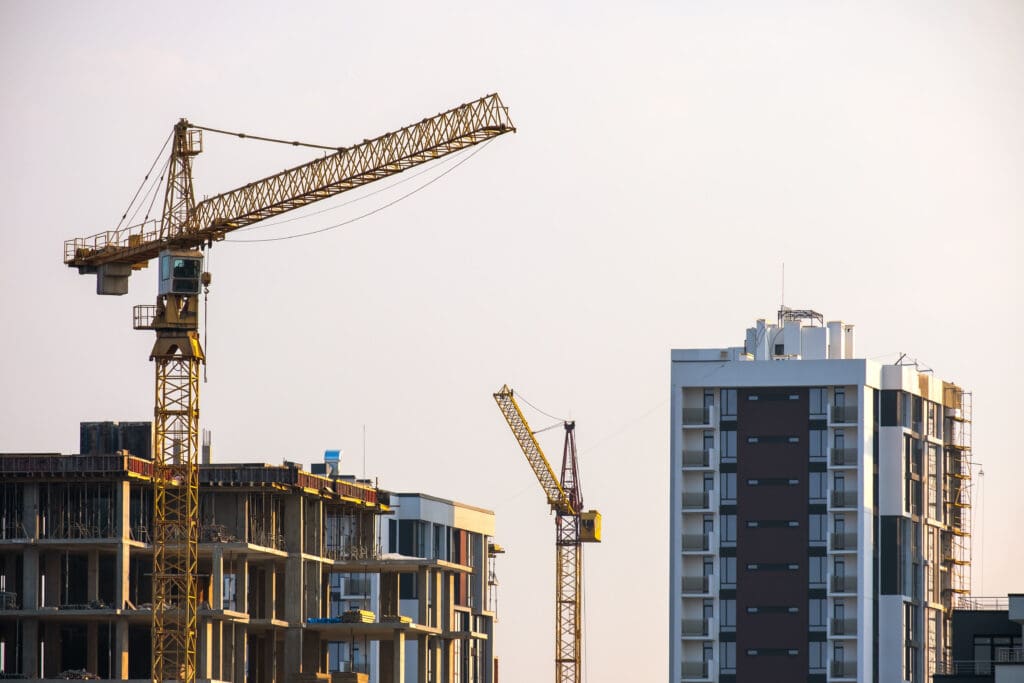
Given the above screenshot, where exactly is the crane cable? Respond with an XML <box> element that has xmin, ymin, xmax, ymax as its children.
<box><xmin>115</xmin><ymin>130</ymin><xmax>173</xmax><ymax>231</ymax></box>
<box><xmin>226</xmin><ymin>138</ymin><xmax>495</xmax><ymax>244</ymax></box>
<box><xmin>191</xmin><ymin>123</ymin><xmax>342</xmax><ymax>151</ymax></box>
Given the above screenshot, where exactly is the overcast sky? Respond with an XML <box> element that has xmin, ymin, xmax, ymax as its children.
<box><xmin>2</xmin><ymin>2</ymin><xmax>1022</xmax><ymax>681</ymax></box>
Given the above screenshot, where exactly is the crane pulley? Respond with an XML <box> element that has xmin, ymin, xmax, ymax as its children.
<box><xmin>65</xmin><ymin>94</ymin><xmax>514</xmax><ymax>683</ymax></box>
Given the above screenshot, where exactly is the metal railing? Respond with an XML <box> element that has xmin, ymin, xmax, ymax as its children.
<box><xmin>681</xmin><ymin>534</ymin><xmax>710</xmax><ymax>551</ymax></box>
<box><xmin>831</xmin><ymin>405</ymin><xmax>858</xmax><ymax>423</ymax></box>
<box><xmin>830</xmin><ymin>447</ymin><xmax>858</xmax><ymax>466</ymax></box>
<box><xmin>681</xmin><ymin>492</ymin><xmax>710</xmax><ymax>509</ymax></box>
<box><xmin>956</xmin><ymin>595</ymin><xmax>1009</xmax><ymax>610</ymax></box>
<box><xmin>831</xmin><ymin>617</ymin><xmax>857</xmax><ymax>635</ymax></box>
<box><xmin>680</xmin><ymin>619</ymin><xmax>709</xmax><ymax>636</ymax></box>
<box><xmin>831</xmin><ymin>532</ymin><xmax>857</xmax><ymax>550</ymax></box>
<box><xmin>831</xmin><ymin>660</ymin><xmax>857</xmax><ymax>678</ymax></box>
<box><xmin>681</xmin><ymin>407</ymin><xmax>711</xmax><ymax>425</ymax></box>
<box><xmin>681</xmin><ymin>576</ymin><xmax>709</xmax><ymax>594</ymax></box>
<box><xmin>681</xmin><ymin>450</ymin><xmax>710</xmax><ymax>467</ymax></box>
<box><xmin>680</xmin><ymin>661</ymin><xmax>709</xmax><ymax>679</ymax></box>
<box><xmin>832</xmin><ymin>575</ymin><xmax>857</xmax><ymax>593</ymax></box>
<box><xmin>831</xmin><ymin>490</ymin><xmax>858</xmax><ymax>508</ymax></box>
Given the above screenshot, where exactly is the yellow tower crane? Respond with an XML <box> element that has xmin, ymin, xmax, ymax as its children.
<box><xmin>63</xmin><ymin>94</ymin><xmax>515</xmax><ymax>683</ymax></box>
<box><xmin>493</xmin><ymin>385</ymin><xmax>601</xmax><ymax>683</ymax></box>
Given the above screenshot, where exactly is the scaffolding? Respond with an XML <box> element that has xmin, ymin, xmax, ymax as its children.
<box><xmin>941</xmin><ymin>383</ymin><xmax>973</xmax><ymax>668</ymax></box>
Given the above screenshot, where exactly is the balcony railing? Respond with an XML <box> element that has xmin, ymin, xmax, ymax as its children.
<box><xmin>831</xmin><ymin>405</ymin><xmax>858</xmax><ymax>424</ymax></box>
<box><xmin>831</xmin><ymin>532</ymin><xmax>857</xmax><ymax>550</ymax></box>
<box><xmin>998</xmin><ymin>647</ymin><xmax>1024</xmax><ymax>663</ymax></box>
<box><xmin>681</xmin><ymin>450</ymin><xmax>711</xmax><ymax>467</ymax></box>
<box><xmin>831</xmin><ymin>617</ymin><xmax>857</xmax><ymax>636</ymax></box>
<box><xmin>832</xmin><ymin>575</ymin><xmax>857</xmax><ymax>593</ymax></box>
<box><xmin>680</xmin><ymin>661</ymin><xmax>709</xmax><ymax>679</ymax></box>
<box><xmin>681</xmin><ymin>534</ymin><xmax>710</xmax><ymax>551</ymax></box>
<box><xmin>831</xmin><ymin>660</ymin><xmax>857</xmax><ymax>678</ymax></box>
<box><xmin>830</xmin><ymin>447</ymin><xmax>858</xmax><ymax>466</ymax></box>
<box><xmin>681</xmin><ymin>618</ymin><xmax>709</xmax><ymax>637</ymax></box>
<box><xmin>681</xmin><ymin>576</ymin><xmax>709</xmax><ymax>594</ymax></box>
<box><xmin>682</xmin><ymin>407</ymin><xmax>712</xmax><ymax>425</ymax></box>
<box><xmin>681</xmin><ymin>492</ymin><xmax>710</xmax><ymax>509</ymax></box>
<box><xmin>831</xmin><ymin>490</ymin><xmax>858</xmax><ymax>508</ymax></box>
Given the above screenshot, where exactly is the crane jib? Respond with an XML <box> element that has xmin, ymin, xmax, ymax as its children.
<box><xmin>64</xmin><ymin>93</ymin><xmax>515</xmax><ymax>273</ymax></box>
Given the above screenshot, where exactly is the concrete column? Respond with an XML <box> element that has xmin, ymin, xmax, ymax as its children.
<box><xmin>236</xmin><ymin>559</ymin><xmax>249</xmax><ymax>614</ymax></box>
<box><xmin>43</xmin><ymin>552</ymin><xmax>60</xmax><ymax>607</ymax></box>
<box><xmin>417</xmin><ymin>568</ymin><xmax>429</xmax><ymax>625</ymax></box>
<box><xmin>42</xmin><ymin>622</ymin><xmax>60</xmax><ymax>676</ymax></box>
<box><xmin>262</xmin><ymin>634</ymin><xmax>277</xmax><ymax>681</ymax></box>
<box><xmin>198</xmin><ymin>616</ymin><xmax>213</xmax><ymax>679</ymax></box>
<box><xmin>393</xmin><ymin>631</ymin><xmax>406</xmax><ymax>683</ymax></box>
<box><xmin>20</xmin><ymin>619</ymin><xmax>38</xmax><ymax>678</ymax></box>
<box><xmin>430</xmin><ymin>638</ymin><xmax>444</xmax><ymax>683</ymax></box>
<box><xmin>22</xmin><ymin>483</ymin><xmax>39</xmax><ymax>539</ymax></box>
<box><xmin>236</xmin><ymin>493</ymin><xmax>248</xmax><ymax>544</ymax></box>
<box><xmin>115</xmin><ymin>481</ymin><xmax>130</xmax><ymax>539</ymax></box>
<box><xmin>115</xmin><ymin>542</ymin><xmax>130</xmax><ymax>608</ymax></box>
<box><xmin>22</xmin><ymin>548</ymin><xmax>39</xmax><ymax>609</ymax></box>
<box><xmin>416</xmin><ymin>636</ymin><xmax>429</xmax><ymax>683</ymax></box>
<box><xmin>264</xmin><ymin>562</ymin><xmax>277</xmax><ymax>620</ymax></box>
<box><xmin>212</xmin><ymin>545</ymin><xmax>224</xmax><ymax>610</ymax></box>
<box><xmin>87</xmin><ymin>621</ymin><xmax>98</xmax><ymax>675</ymax></box>
<box><xmin>432</xmin><ymin>569</ymin><xmax>443</xmax><ymax>629</ymax></box>
<box><xmin>114</xmin><ymin>620</ymin><xmax>129</xmax><ymax>679</ymax></box>
<box><xmin>284</xmin><ymin>628</ymin><xmax>302</xmax><ymax>676</ymax></box>
<box><xmin>233</xmin><ymin>624</ymin><xmax>248</xmax><ymax>683</ymax></box>
<box><xmin>87</xmin><ymin>549</ymin><xmax>100</xmax><ymax>603</ymax></box>
<box><xmin>210</xmin><ymin>620</ymin><xmax>222</xmax><ymax>681</ymax></box>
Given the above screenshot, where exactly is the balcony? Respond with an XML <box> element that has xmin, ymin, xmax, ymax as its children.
<box><xmin>681</xmin><ymin>449</ymin><xmax>711</xmax><ymax>468</ymax></box>
<box><xmin>831</xmin><ymin>405</ymin><xmax>858</xmax><ymax>424</ymax></box>
<box><xmin>832</xmin><ymin>575</ymin><xmax>857</xmax><ymax>593</ymax></box>
<box><xmin>681</xmin><ymin>576</ymin><xmax>710</xmax><ymax>594</ymax></box>
<box><xmin>681</xmin><ymin>492</ymin><xmax>711</xmax><ymax>510</ymax></box>
<box><xmin>830</xmin><ymin>532</ymin><xmax>857</xmax><ymax>551</ymax></box>
<box><xmin>831</xmin><ymin>660</ymin><xmax>857</xmax><ymax>679</ymax></box>
<box><xmin>680</xmin><ymin>661</ymin><xmax>710</xmax><ymax>680</ymax></box>
<box><xmin>681</xmin><ymin>534</ymin><xmax>711</xmax><ymax>552</ymax></box>
<box><xmin>682</xmin><ymin>407</ymin><xmax>713</xmax><ymax>427</ymax></box>
<box><xmin>831</xmin><ymin>490</ymin><xmax>858</xmax><ymax>508</ymax></box>
<box><xmin>680</xmin><ymin>618</ymin><xmax>710</xmax><ymax>637</ymax></box>
<box><xmin>829</xmin><ymin>447</ymin><xmax>857</xmax><ymax>467</ymax></box>
<box><xmin>831</xmin><ymin>617</ymin><xmax>858</xmax><ymax>636</ymax></box>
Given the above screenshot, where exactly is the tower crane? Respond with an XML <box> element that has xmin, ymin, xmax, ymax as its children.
<box><xmin>63</xmin><ymin>94</ymin><xmax>515</xmax><ymax>683</ymax></box>
<box><xmin>492</xmin><ymin>385</ymin><xmax>601</xmax><ymax>683</ymax></box>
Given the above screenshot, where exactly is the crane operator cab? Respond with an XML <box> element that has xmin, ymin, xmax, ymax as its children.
<box><xmin>158</xmin><ymin>249</ymin><xmax>203</xmax><ymax>296</ymax></box>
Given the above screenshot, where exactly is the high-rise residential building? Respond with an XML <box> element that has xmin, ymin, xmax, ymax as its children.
<box><xmin>669</xmin><ymin>310</ymin><xmax>973</xmax><ymax>683</ymax></box>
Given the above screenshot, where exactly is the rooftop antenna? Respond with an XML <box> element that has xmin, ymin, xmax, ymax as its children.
<box><xmin>362</xmin><ymin>424</ymin><xmax>366</xmax><ymax>479</ymax></box>
<box><xmin>781</xmin><ymin>262</ymin><xmax>785</xmax><ymax>311</ymax></box>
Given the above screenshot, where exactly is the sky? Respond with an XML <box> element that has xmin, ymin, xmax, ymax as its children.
<box><xmin>1</xmin><ymin>2</ymin><xmax>1022</xmax><ymax>681</ymax></box>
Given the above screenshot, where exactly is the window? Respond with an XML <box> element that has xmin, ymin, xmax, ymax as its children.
<box><xmin>809</xmin><ymin>599</ymin><xmax>826</xmax><ymax>628</ymax></box>
<box><xmin>809</xmin><ymin>556</ymin><xmax>826</xmax><ymax>586</ymax></box>
<box><xmin>702</xmin><ymin>430</ymin><xmax>714</xmax><ymax>452</ymax></box>
<box><xmin>720</xmin><ymin>429</ymin><xmax>737</xmax><ymax>462</ymax></box>
<box><xmin>809</xmin><ymin>430</ymin><xmax>826</xmax><ymax>459</ymax></box>
<box><xmin>809</xmin><ymin>472</ymin><xmax>827</xmax><ymax>502</ymax></box>
<box><xmin>721</xmin><ymin>473</ymin><xmax>737</xmax><ymax>503</ymax></box>
<box><xmin>722</xmin><ymin>389</ymin><xmax>737</xmax><ymax>419</ymax></box>
<box><xmin>809</xmin><ymin>387</ymin><xmax>827</xmax><ymax>416</ymax></box>
<box><xmin>809</xmin><ymin>641</ymin><xmax>826</xmax><ymax>672</ymax></box>
<box><xmin>721</xmin><ymin>599</ymin><xmax>736</xmax><ymax>629</ymax></box>
<box><xmin>809</xmin><ymin>514</ymin><xmax>826</xmax><ymax>543</ymax></box>
<box><xmin>721</xmin><ymin>557</ymin><xmax>736</xmax><ymax>587</ymax></box>
<box><xmin>720</xmin><ymin>642</ymin><xmax>736</xmax><ymax>674</ymax></box>
<box><xmin>721</xmin><ymin>514</ymin><xmax>736</xmax><ymax>545</ymax></box>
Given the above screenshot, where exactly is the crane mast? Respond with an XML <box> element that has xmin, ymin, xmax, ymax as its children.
<box><xmin>65</xmin><ymin>95</ymin><xmax>514</xmax><ymax>683</ymax></box>
<box><xmin>493</xmin><ymin>385</ymin><xmax>601</xmax><ymax>683</ymax></box>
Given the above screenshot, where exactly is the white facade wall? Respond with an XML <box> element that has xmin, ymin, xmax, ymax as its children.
<box><xmin>670</xmin><ymin>315</ymin><xmax>965</xmax><ymax>683</ymax></box>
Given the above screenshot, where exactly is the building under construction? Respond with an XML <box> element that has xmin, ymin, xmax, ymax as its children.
<box><xmin>0</xmin><ymin>422</ymin><xmax>499</xmax><ymax>682</ymax></box>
